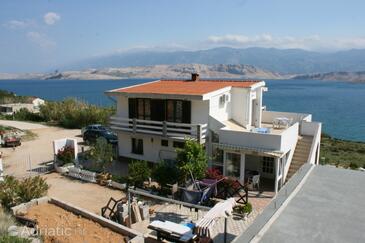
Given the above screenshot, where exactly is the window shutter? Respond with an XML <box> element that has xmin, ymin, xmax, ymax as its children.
<box><xmin>129</xmin><ymin>98</ymin><xmax>136</xmax><ymax>118</ymax></box>
<box><xmin>182</xmin><ymin>100</ymin><xmax>191</xmax><ymax>123</ymax></box>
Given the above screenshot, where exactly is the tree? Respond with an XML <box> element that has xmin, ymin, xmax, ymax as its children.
<box><xmin>128</xmin><ymin>160</ymin><xmax>151</xmax><ymax>188</ymax></box>
<box><xmin>152</xmin><ymin>160</ymin><xmax>179</xmax><ymax>187</ymax></box>
<box><xmin>176</xmin><ymin>140</ymin><xmax>208</xmax><ymax>184</ymax></box>
<box><xmin>87</xmin><ymin>137</ymin><xmax>114</xmax><ymax>171</ymax></box>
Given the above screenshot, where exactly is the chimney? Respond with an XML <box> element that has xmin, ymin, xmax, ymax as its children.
<box><xmin>191</xmin><ymin>73</ymin><xmax>200</xmax><ymax>81</ymax></box>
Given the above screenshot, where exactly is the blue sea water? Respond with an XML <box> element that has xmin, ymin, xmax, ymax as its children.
<box><xmin>0</xmin><ymin>79</ymin><xmax>364</xmax><ymax>142</ymax></box>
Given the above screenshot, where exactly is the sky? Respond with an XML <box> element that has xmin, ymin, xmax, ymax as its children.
<box><xmin>1</xmin><ymin>0</ymin><xmax>365</xmax><ymax>72</ymax></box>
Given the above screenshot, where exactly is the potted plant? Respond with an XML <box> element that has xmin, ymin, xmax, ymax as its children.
<box><xmin>55</xmin><ymin>145</ymin><xmax>75</xmax><ymax>173</ymax></box>
<box><xmin>96</xmin><ymin>172</ymin><xmax>112</xmax><ymax>186</ymax></box>
<box><xmin>234</xmin><ymin>202</ymin><xmax>253</xmax><ymax>220</ymax></box>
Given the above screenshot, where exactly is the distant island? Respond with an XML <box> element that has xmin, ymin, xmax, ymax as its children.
<box><xmin>0</xmin><ymin>64</ymin><xmax>285</xmax><ymax>80</ymax></box>
<box><xmin>0</xmin><ymin>63</ymin><xmax>364</xmax><ymax>83</ymax></box>
<box><xmin>292</xmin><ymin>71</ymin><xmax>365</xmax><ymax>83</ymax></box>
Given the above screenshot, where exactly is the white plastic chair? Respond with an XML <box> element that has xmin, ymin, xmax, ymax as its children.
<box><xmin>250</xmin><ymin>175</ymin><xmax>260</xmax><ymax>191</ymax></box>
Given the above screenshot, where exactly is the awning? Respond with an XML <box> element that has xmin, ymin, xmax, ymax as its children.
<box><xmin>212</xmin><ymin>143</ymin><xmax>284</xmax><ymax>158</ymax></box>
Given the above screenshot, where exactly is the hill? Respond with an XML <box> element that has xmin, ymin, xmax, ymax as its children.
<box><xmin>1</xmin><ymin>64</ymin><xmax>284</xmax><ymax>80</ymax></box>
<box><xmin>67</xmin><ymin>47</ymin><xmax>365</xmax><ymax>74</ymax></box>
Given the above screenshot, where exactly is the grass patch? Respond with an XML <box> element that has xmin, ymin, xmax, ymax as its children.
<box><xmin>21</xmin><ymin>130</ymin><xmax>37</xmax><ymax>142</ymax></box>
<box><xmin>320</xmin><ymin>134</ymin><xmax>365</xmax><ymax>169</ymax></box>
<box><xmin>0</xmin><ymin>208</ymin><xmax>15</xmax><ymax>236</ymax></box>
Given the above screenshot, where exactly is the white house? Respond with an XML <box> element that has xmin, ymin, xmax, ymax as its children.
<box><xmin>0</xmin><ymin>97</ymin><xmax>45</xmax><ymax>115</ymax></box>
<box><xmin>106</xmin><ymin>74</ymin><xmax>321</xmax><ymax>193</ymax></box>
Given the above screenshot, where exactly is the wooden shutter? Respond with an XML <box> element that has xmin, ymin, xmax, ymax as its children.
<box><xmin>128</xmin><ymin>98</ymin><xmax>136</xmax><ymax>118</ymax></box>
<box><xmin>182</xmin><ymin>100</ymin><xmax>191</xmax><ymax>123</ymax></box>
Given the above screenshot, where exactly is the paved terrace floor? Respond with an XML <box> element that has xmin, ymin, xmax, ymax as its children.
<box><xmin>132</xmin><ymin>191</ymin><xmax>273</xmax><ymax>242</ymax></box>
<box><xmin>258</xmin><ymin>166</ymin><xmax>365</xmax><ymax>243</ymax></box>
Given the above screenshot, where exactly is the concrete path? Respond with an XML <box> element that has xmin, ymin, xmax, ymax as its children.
<box><xmin>0</xmin><ymin>120</ymin><xmax>49</xmax><ymax>130</ymax></box>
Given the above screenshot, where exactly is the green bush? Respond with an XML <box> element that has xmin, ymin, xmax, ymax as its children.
<box><xmin>5</xmin><ymin>108</ymin><xmax>44</xmax><ymax>122</ymax></box>
<box><xmin>39</xmin><ymin>98</ymin><xmax>115</xmax><ymax>129</ymax></box>
<box><xmin>86</xmin><ymin>137</ymin><xmax>114</xmax><ymax>171</ymax></box>
<box><xmin>234</xmin><ymin>202</ymin><xmax>253</xmax><ymax>215</ymax></box>
<box><xmin>243</xmin><ymin>202</ymin><xmax>253</xmax><ymax>214</ymax></box>
<box><xmin>0</xmin><ymin>235</ymin><xmax>31</xmax><ymax>243</ymax></box>
<box><xmin>128</xmin><ymin>160</ymin><xmax>151</xmax><ymax>188</ymax></box>
<box><xmin>0</xmin><ymin>176</ymin><xmax>20</xmax><ymax>210</ymax></box>
<box><xmin>152</xmin><ymin>160</ymin><xmax>179</xmax><ymax>187</ymax></box>
<box><xmin>349</xmin><ymin>162</ymin><xmax>359</xmax><ymax>170</ymax></box>
<box><xmin>0</xmin><ymin>209</ymin><xmax>15</xmax><ymax>235</ymax></box>
<box><xmin>176</xmin><ymin>140</ymin><xmax>208</xmax><ymax>184</ymax></box>
<box><xmin>0</xmin><ymin>176</ymin><xmax>48</xmax><ymax>210</ymax></box>
<box><xmin>17</xmin><ymin>176</ymin><xmax>49</xmax><ymax>203</ymax></box>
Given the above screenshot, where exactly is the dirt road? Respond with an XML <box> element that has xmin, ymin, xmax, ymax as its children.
<box><xmin>0</xmin><ymin>123</ymin><xmax>81</xmax><ymax>177</ymax></box>
<box><xmin>0</xmin><ymin>121</ymin><xmax>125</xmax><ymax>213</ymax></box>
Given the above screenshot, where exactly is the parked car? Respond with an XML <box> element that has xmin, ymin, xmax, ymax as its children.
<box><xmin>2</xmin><ymin>135</ymin><xmax>21</xmax><ymax>147</ymax></box>
<box><xmin>81</xmin><ymin>124</ymin><xmax>108</xmax><ymax>136</ymax></box>
<box><xmin>83</xmin><ymin>129</ymin><xmax>118</xmax><ymax>145</ymax></box>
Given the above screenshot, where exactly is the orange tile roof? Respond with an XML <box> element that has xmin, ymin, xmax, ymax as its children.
<box><xmin>114</xmin><ymin>79</ymin><xmax>261</xmax><ymax>96</ymax></box>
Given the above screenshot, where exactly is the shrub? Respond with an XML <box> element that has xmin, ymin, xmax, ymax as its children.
<box><xmin>17</xmin><ymin>176</ymin><xmax>49</xmax><ymax>203</ymax></box>
<box><xmin>0</xmin><ymin>209</ymin><xmax>15</xmax><ymax>235</ymax></box>
<box><xmin>152</xmin><ymin>160</ymin><xmax>179</xmax><ymax>187</ymax></box>
<box><xmin>0</xmin><ymin>235</ymin><xmax>31</xmax><ymax>243</ymax></box>
<box><xmin>0</xmin><ymin>176</ymin><xmax>48</xmax><ymax>210</ymax></box>
<box><xmin>128</xmin><ymin>160</ymin><xmax>151</xmax><ymax>188</ymax></box>
<box><xmin>86</xmin><ymin>137</ymin><xmax>114</xmax><ymax>171</ymax></box>
<box><xmin>176</xmin><ymin>140</ymin><xmax>208</xmax><ymax>184</ymax></box>
<box><xmin>56</xmin><ymin>145</ymin><xmax>75</xmax><ymax>166</ymax></box>
<box><xmin>243</xmin><ymin>202</ymin><xmax>253</xmax><ymax>214</ymax></box>
<box><xmin>349</xmin><ymin>162</ymin><xmax>359</xmax><ymax>170</ymax></box>
<box><xmin>0</xmin><ymin>176</ymin><xmax>20</xmax><ymax>210</ymax></box>
<box><xmin>8</xmin><ymin>108</ymin><xmax>44</xmax><ymax>122</ymax></box>
<box><xmin>234</xmin><ymin>202</ymin><xmax>253</xmax><ymax>215</ymax></box>
<box><xmin>39</xmin><ymin>98</ymin><xmax>115</xmax><ymax>129</ymax></box>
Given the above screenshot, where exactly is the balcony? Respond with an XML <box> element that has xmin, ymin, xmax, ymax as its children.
<box><xmin>109</xmin><ymin>116</ymin><xmax>207</xmax><ymax>143</ymax></box>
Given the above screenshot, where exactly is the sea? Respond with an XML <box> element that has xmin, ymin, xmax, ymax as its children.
<box><xmin>0</xmin><ymin>79</ymin><xmax>364</xmax><ymax>142</ymax></box>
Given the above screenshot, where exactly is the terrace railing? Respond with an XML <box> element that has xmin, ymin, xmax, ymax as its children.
<box><xmin>109</xmin><ymin>116</ymin><xmax>207</xmax><ymax>143</ymax></box>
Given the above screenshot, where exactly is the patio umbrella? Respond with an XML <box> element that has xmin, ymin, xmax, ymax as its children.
<box><xmin>195</xmin><ymin>198</ymin><xmax>237</xmax><ymax>242</ymax></box>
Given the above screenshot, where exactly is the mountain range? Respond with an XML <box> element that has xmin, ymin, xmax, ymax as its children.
<box><xmin>68</xmin><ymin>47</ymin><xmax>365</xmax><ymax>74</ymax></box>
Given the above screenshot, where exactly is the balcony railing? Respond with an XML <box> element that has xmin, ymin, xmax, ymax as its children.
<box><xmin>109</xmin><ymin>116</ymin><xmax>207</xmax><ymax>143</ymax></box>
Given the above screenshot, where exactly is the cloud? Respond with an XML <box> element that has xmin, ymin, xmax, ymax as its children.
<box><xmin>205</xmin><ymin>34</ymin><xmax>365</xmax><ymax>51</ymax></box>
<box><xmin>44</xmin><ymin>12</ymin><xmax>60</xmax><ymax>25</ymax></box>
<box><xmin>3</xmin><ymin>19</ymin><xmax>35</xmax><ymax>29</ymax></box>
<box><xmin>27</xmin><ymin>31</ymin><xmax>56</xmax><ymax>49</ymax></box>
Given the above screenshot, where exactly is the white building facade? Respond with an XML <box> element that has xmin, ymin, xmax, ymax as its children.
<box><xmin>106</xmin><ymin>74</ymin><xmax>321</xmax><ymax>193</ymax></box>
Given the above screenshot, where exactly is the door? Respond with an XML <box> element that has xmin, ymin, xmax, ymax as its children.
<box><xmin>225</xmin><ymin>152</ymin><xmax>242</xmax><ymax>179</ymax></box>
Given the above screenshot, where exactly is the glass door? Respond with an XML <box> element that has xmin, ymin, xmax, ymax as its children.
<box><xmin>225</xmin><ymin>152</ymin><xmax>241</xmax><ymax>179</ymax></box>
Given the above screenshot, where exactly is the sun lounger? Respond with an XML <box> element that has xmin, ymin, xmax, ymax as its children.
<box><xmin>148</xmin><ymin>220</ymin><xmax>197</xmax><ymax>242</ymax></box>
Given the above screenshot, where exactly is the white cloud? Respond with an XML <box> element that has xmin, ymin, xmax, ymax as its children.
<box><xmin>27</xmin><ymin>31</ymin><xmax>56</xmax><ymax>49</ymax></box>
<box><xmin>3</xmin><ymin>19</ymin><xmax>35</xmax><ymax>29</ymax></box>
<box><xmin>205</xmin><ymin>34</ymin><xmax>365</xmax><ymax>51</ymax></box>
<box><xmin>44</xmin><ymin>12</ymin><xmax>60</xmax><ymax>25</ymax></box>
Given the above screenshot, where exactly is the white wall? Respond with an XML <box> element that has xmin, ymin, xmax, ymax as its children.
<box><xmin>279</xmin><ymin>123</ymin><xmax>299</xmax><ymax>153</ymax></box>
<box><xmin>117</xmin><ymin>96</ymin><xmax>129</xmax><ymax>118</ymax></box>
<box><xmin>117</xmin><ymin>132</ymin><xmax>177</xmax><ymax>163</ymax></box>
<box><xmin>219</xmin><ymin>128</ymin><xmax>282</xmax><ymax>151</ymax></box>
<box><xmin>262</xmin><ymin>111</ymin><xmax>312</xmax><ymax>124</ymax></box>
<box><xmin>208</xmin><ymin>90</ymin><xmax>231</xmax><ymax>122</ymax></box>
<box><xmin>301</xmin><ymin>121</ymin><xmax>322</xmax><ymax>164</ymax></box>
<box><xmin>191</xmin><ymin>100</ymin><xmax>209</xmax><ymax>124</ymax></box>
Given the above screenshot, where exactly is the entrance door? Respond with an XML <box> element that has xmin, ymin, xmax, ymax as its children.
<box><xmin>225</xmin><ymin>152</ymin><xmax>241</xmax><ymax>179</ymax></box>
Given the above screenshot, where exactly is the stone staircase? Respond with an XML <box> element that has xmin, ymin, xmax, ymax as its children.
<box><xmin>286</xmin><ymin>136</ymin><xmax>313</xmax><ymax>182</ymax></box>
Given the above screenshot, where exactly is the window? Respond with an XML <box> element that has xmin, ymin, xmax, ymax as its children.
<box><xmin>166</xmin><ymin>100</ymin><xmax>190</xmax><ymax>123</ymax></box>
<box><xmin>173</xmin><ymin>141</ymin><xmax>185</xmax><ymax>148</ymax></box>
<box><xmin>161</xmin><ymin>139</ymin><xmax>168</xmax><ymax>147</ymax></box>
<box><xmin>262</xmin><ymin>157</ymin><xmax>274</xmax><ymax>174</ymax></box>
<box><xmin>129</xmin><ymin>98</ymin><xmax>151</xmax><ymax>120</ymax></box>
<box><xmin>132</xmin><ymin>138</ymin><xmax>143</xmax><ymax>155</ymax></box>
